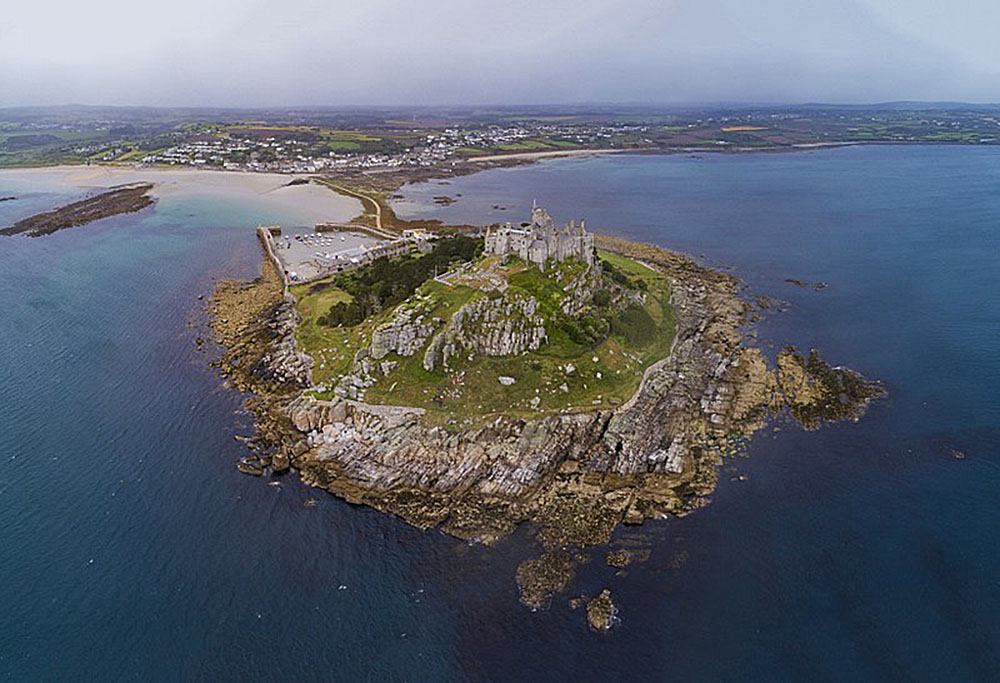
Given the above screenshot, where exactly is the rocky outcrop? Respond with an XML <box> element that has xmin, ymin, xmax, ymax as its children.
<box><xmin>370</xmin><ymin>293</ymin><xmax>440</xmax><ymax>359</ymax></box>
<box><xmin>586</xmin><ymin>590</ymin><xmax>617</xmax><ymax>632</ymax></box>
<box><xmin>254</xmin><ymin>297</ymin><xmax>313</xmax><ymax>387</ymax></box>
<box><xmin>560</xmin><ymin>264</ymin><xmax>603</xmax><ymax>317</ymax></box>
<box><xmin>0</xmin><ymin>183</ymin><xmax>155</xmax><ymax>237</ymax></box>
<box><xmin>423</xmin><ymin>291</ymin><xmax>547</xmax><ymax>371</ymax></box>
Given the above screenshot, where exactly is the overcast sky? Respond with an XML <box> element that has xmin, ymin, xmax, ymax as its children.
<box><xmin>1</xmin><ymin>0</ymin><xmax>997</xmax><ymax>107</ymax></box>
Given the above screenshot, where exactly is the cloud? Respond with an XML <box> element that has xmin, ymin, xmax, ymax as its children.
<box><xmin>0</xmin><ymin>0</ymin><xmax>997</xmax><ymax>106</ymax></box>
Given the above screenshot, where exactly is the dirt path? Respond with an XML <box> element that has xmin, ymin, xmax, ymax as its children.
<box><xmin>327</xmin><ymin>184</ymin><xmax>382</xmax><ymax>230</ymax></box>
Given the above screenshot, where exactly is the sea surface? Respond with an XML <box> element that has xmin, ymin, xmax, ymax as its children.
<box><xmin>2</xmin><ymin>147</ymin><xmax>999</xmax><ymax>681</ymax></box>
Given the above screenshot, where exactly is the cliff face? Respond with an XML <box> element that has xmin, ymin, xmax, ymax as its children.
<box><xmin>423</xmin><ymin>292</ymin><xmax>547</xmax><ymax>371</ymax></box>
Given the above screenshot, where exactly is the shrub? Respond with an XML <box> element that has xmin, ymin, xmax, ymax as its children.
<box><xmin>611</xmin><ymin>305</ymin><xmax>658</xmax><ymax>347</ymax></box>
<box><xmin>318</xmin><ymin>235</ymin><xmax>481</xmax><ymax>327</ymax></box>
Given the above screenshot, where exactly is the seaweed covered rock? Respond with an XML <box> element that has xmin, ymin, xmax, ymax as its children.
<box><xmin>776</xmin><ymin>347</ymin><xmax>885</xmax><ymax>429</ymax></box>
<box><xmin>586</xmin><ymin>589</ymin><xmax>617</xmax><ymax>632</ymax></box>
<box><xmin>516</xmin><ymin>551</ymin><xmax>576</xmax><ymax>610</ymax></box>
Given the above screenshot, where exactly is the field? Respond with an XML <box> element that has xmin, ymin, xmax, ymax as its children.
<box><xmin>289</xmin><ymin>280</ymin><xmax>369</xmax><ymax>385</ymax></box>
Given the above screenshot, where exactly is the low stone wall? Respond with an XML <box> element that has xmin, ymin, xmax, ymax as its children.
<box><xmin>257</xmin><ymin>227</ymin><xmax>289</xmax><ymax>288</ymax></box>
<box><xmin>316</xmin><ymin>222</ymin><xmax>397</xmax><ymax>240</ymax></box>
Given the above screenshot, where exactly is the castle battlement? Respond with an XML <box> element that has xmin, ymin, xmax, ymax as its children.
<box><xmin>484</xmin><ymin>202</ymin><xmax>594</xmax><ymax>268</ymax></box>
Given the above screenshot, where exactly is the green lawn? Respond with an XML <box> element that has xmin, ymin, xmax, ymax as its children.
<box><xmin>290</xmin><ymin>280</ymin><xmax>359</xmax><ymax>385</ymax></box>
<box><xmin>597</xmin><ymin>249</ymin><xmax>659</xmax><ymax>278</ymax></box>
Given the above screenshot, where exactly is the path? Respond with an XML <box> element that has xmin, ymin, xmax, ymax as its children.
<box><xmin>327</xmin><ymin>184</ymin><xmax>382</xmax><ymax>230</ymax></box>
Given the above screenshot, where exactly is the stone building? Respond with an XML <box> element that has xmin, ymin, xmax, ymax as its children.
<box><xmin>484</xmin><ymin>201</ymin><xmax>594</xmax><ymax>267</ymax></box>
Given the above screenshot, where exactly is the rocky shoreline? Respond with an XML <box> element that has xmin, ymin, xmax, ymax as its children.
<box><xmin>208</xmin><ymin>228</ymin><xmax>884</xmax><ymax>626</ymax></box>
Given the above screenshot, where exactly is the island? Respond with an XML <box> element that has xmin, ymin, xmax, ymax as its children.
<box><xmin>208</xmin><ymin>202</ymin><xmax>884</xmax><ymax>627</ymax></box>
<box><xmin>0</xmin><ymin>182</ymin><xmax>155</xmax><ymax>237</ymax></box>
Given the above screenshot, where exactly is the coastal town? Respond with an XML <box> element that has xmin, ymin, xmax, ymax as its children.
<box><xmin>134</xmin><ymin>122</ymin><xmax>647</xmax><ymax>173</ymax></box>
<box><xmin>4</xmin><ymin>104</ymin><xmax>1000</xmax><ymax>171</ymax></box>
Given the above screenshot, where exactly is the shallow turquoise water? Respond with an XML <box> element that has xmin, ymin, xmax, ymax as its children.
<box><xmin>2</xmin><ymin>147</ymin><xmax>999</xmax><ymax>680</ymax></box>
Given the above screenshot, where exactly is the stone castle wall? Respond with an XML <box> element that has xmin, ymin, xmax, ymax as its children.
<box><xmin>485</xmin><ymin>205</ymin><xmax>594</xmax><ymax>267</ymax></box>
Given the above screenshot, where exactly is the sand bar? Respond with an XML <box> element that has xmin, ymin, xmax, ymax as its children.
<box><xmin>466</xmin><ymin>148</ymin><xmax>625</xmax><ymax>162</ymax></box>
<box><xmin>0</xmin><ymin>165</ymin><xmax>363</xmax><ymax>225</ymax></box>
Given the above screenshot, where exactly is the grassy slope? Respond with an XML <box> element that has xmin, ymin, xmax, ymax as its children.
<box><xmin>292</xmin><ymin>252</ymin><xmax>676</xmax><ymax>425</ymax></box>
<box><xmin>289</xmin><ymin>282</ymin><xmax>360</xmax><ymax>385</ymax></box>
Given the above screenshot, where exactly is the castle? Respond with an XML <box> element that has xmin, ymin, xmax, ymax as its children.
<box><xmin>484</xmin><ymin>202</ymin><xmax>595</xmax><ymax>267</ymax></box>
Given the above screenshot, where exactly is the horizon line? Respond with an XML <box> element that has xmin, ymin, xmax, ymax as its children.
<box><xmin>1</xmin><ymin>100</ymin><xmax>998</xmax><ymax>112</ymax></box>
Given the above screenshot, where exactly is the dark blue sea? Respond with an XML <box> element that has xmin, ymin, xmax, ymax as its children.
<box><xmin>2</xmin><ymin>146</ymin><xmax>998</xmax><ymax>681</ymax></box>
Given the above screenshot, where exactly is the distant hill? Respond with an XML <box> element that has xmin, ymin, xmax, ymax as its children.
<box><xmin>2</xmin><ymin>134</ymin><xmax>61</xmax><ymax>150</ymax></box>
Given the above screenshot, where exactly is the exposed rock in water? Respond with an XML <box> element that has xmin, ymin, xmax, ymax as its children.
<box><xmin>606</xmin><ymin>549</ymin><xmax>632</xmax><ymax>568</ymax></box>
<box><xmin>516</xmin><ymin>551</ymin><xmax>576</xmax><ymax>610</ymax></box>
<box><xmin>776</xmin><ymin>347</ymin><xmax>885</xmax><ymax>429</ymax></box>
<box><xmin>585</xmin><ymin>589</ymin><xmax>617</xmax><ymax>632</ymax></box>
<box><xmin>237</xmin><ymin>460</ymin><xmax>265</xmax><ymax>476</ymax></box>
<box><xmin>0</xmin><ymin>183</ymin><xmax>155</xmax><ymax>237</ymax></box>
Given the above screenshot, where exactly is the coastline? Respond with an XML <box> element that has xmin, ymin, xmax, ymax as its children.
<box><xmin>0</xmin><ymin>165</ymin><xmax>363</xmax><ymax>225</ymax></box>
<box><xmin>0</xmin><ymin>140</ymin><xmax>959</xmax><ymax>230</ymax></box>
<box><xmin>466</xmin><ymin>148</ymin><xmax>626</xmax><ymax>162</ymax></box>
<box><xmin>208</xmin><ymin>216</ymin><xmax>884</xmax><ymax>614</ymax></box>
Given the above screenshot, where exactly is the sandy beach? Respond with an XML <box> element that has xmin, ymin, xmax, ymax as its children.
<box><xmin>466</xmin><ymin>148</ymin><xmax>624</xmax><ymax>162</ymax></box>
<box><xmin>0</xmin><ymin>165</ymin><xmax>363</xmax><ymax>225</ymax></box>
